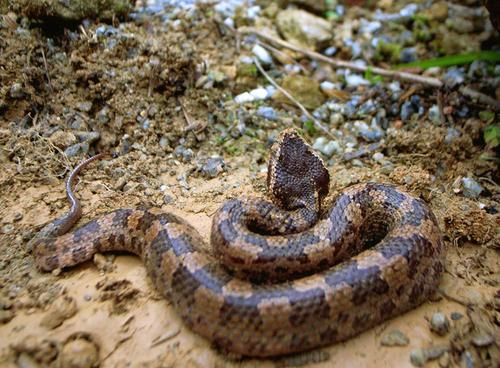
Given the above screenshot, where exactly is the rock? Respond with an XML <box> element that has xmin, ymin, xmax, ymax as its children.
<box><xmin>461</xmin><ymin>177</ymin><xmax>483</xmax><ymax>198</ymax></box>
<box><xmin>344</xmin><ymin>38</ymin><xmax>362</xmax><ymax>58</ymax></box>
<box><xmin>9</xmin><ymin>82</ymin><xmax>23</xmax><ymax>98</ymax></box>
<box><xmin>428</xmin><ymin>105</ymin><xmax>441</xmax><ymax>124</ymax></box>
<box><xmin>400</xmin><ymin>101</ymin><xmax>415</xmax><ymax>121</ymax></box>
<box><xmin>429</xmin><ymin>313</ymin><xmax>450</xmax><ymax>336</ymax></box>
<box><xmin>17</xmin><ymin>352</ymin><xmax>41</xmax><ymax>368</ymax></box>
<box><xmin>450</xmin><ymin>312</ymin><xmax>463</xmax><ymax>320</ymax></box>
<box><xmin>372</xmin><ymin>152</ymin><xmax>385</xmax><ymax>163</ymax></box>
<box><xmin>64</xmin><ymin>142</ymin><xmax>89</xmax><ymax>157</ymax></box>
<box><xmin>200</xmin><ymin>157</ymin><xmax>225</xmax><ymax>178</ymax></box>
<box><xmin>257</xmin><ymin>106</ymin><xmax>278</xmax><ymax>121</ymax></box>
<box><xmin>428</xmin><ymin>2</ymin><xmax>448</xmax><ymax>21</ymax></box>
<box><xmin>96</xmin><ymin>106</ymin><xmax>110</xmax><ymax>124</ymax></box>
<box><xmin>173</xmin><ymin>146</ymin><xmax>194</xmax><ymax>162</ymax></box>
<box><xmin>381</xmin><ymin>330</ymin><xmax>410</xmax><ymax>346</ymax></box>
<box><xmin>252</xmin><ymin>44</ymin><xmax>272</xmax><ymax>65</ymax></box>
<box><xmin>471</xmin><ymin>331</ymin><xmax>494</xmax><ymax>347</ymax></box>
<box><xmin>276</xmin><ymin>9</ymin><xmax>332</xmax><ymax>50</ymax></box>
<box><xmin>249</xmin><ymin>87</ymin><xmax>269</xmax><ymax>100</ymax></box>
<box><xmin>400</xmin><ymin>47</ymin><xmax>417</xmax><ymax>63</ymax></box>
<box><xmin>324</xmin><ymin>46</ymin><xmax>337</xmax><ymax>56</ymax></box>
<box><xmin>40</xmin><ymin>295</ymin><xmax>77</xmax><ymax>329</ymax></box>
<box><xmin>410</xmin><ymin>349</ymin><xmax>427</xmax><ymax>367</ymax></box>
<box><xmin>0</xmin><ymin>309</ymin><xmax>14</xmax><ymax>324</ymax></box>
<box><xmin>234</xmin><ymin>92</ymin><xmax>254</xmax><ymax>104</ymax></box>
<box><xmin>312</xmin><ymin>137</ymin><xmax>340</xmax><ymax>157</ymax></box>
<box><xmin>329</xmin><ymin>112</ymin><xmax>344</xmax><ymax>126</ymax></box>
<box><xmin>443</xmin><ymin>68</ymin><xmax>465</xmax><ymax>88</ymax></box>
<box><xmin>76</xmin><ymin>101</ymin><xmax>92</xmax><ymax>112</ymax></box>
<box><xmin>444</xmin><ymin>128</ymin><xmax>461</xmax><ymax>145</ymax></box>
<box><xmin>354</xmin><ymin>121</ymin><xmax>383</xmax><ymax>142</ymax></box>
<box><xmin>273</xmin><ymin>75</ymin><xmax>325</xmax><ymax>110</ymax></box>
<box><xmin>345</xmin><ymin>74</ymin><xmax>370</xmax><ymax>87</ymax></box>
<box><xmin>49</xmin><ymin>131</ymin><xmax>77</xmax><ymax>149</ymax></box>
<box><xmin>59</xmin><ymin>338</ymin><xmax>98</xmax><ymax>368</ymax></box>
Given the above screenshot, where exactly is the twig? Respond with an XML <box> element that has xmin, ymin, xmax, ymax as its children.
<box><xmin>257</xmin><ymin>40</ymin><xmax>307</xmax><ymax>73</ymax></box>
<box><xmin>241</xmin><ymin>27</ymin><xmax>500</xmax><ymax>111</ymax></box>
<box><xmin>252</xmin><ymin>57</ymin><xmax>335</xmax><ymax>140</ymax></box>
<box><xmin>40</xmin><ymin>47</ymin><xmax>53</xmax><ymax>92</ymax></box>
<box><xmin>241</xmin><ymin>27</ymin><xmax>443</xmax><ymax>87</ymax></box>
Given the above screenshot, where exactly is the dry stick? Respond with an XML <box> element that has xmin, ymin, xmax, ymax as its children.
<box><xmin>241</xmin><ymin>27</ymin><xmax>500</xmax><ymax>111</ymax></box>
<box><xmin>252</xmin><ymin>57</ymin><xmax>335</xmax><ymax>140</ymax></box>
<box><xmin>40</xmin><ymin>47</ymin><xmax>53</xmax><ymax>92</ymax></box>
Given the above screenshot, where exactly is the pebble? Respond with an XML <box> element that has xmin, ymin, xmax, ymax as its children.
<box><xmin>400</xmin><ymin>101</ymin><xmax>415</xmax><ymax>121</ymax></box>
<box><xmin>450</xmin><ymin>311</ymin><xmax>463</xmax><ymax>320</ymax></box>
<box><xmin>64</xmin><ymin>142</ymin><xmax>90</xmax><ymax>157</ymax></box>
<box><xmin>444</xmin><ymin>128</ymin><xmax>461</xmax><ymax>145</ymax></box>
<box><xmin>358</xmin><ymin>99</ymin><xmax>377</xmax><ymax>115</ymax></box>
<box><xmin>59</xmin><ymin>338</ymin><xmax>99</xmax><ymax>368</ymax></box>
<box><xmin>372</xmin><ymin>152</ymin><xmax>385</xmax><ymax>163</ymax></box>
<box><xmin>48</xmin><ymin>131</ymin><xmax>77</xmax><ymax>149</ymax></box>
<box><xmin>312</xmin><ymin>137</ymin><xmax>341</xmax><ymax>157</ymax></box>
<box><xmin>381</xmin><ymin>330</ymin><xmax>410</xmax><ymax>346</ymax></box>
<box><xmin>200</xmin><ymin>157</ymin><xmax>225</xmax><ymax>178</ymax></box>
<box><xmin>249</xmin><ymin>87</ymin><xmax>269</xmax><ymax>100</ymax></box>
<box><xmin>40</xmin><ymin>295</ymin><xmax>78</xmax><ymax>329</ymax></box>
<box><xmin>75</xmin><ymin>131</ymin><xmax>100</xmax><ymax>144</ymax></box>
<box><xmin>76</xmin><ymin>101</ymin><xmax>92</xmax><ymax>112</ymax></box>
<box><xmin>17</xmin><ymin>352</ymin><xmax>41</xmax><ymax>368</ymax></box>
<box><xmin>329</xmin><ymin>112</ymin><xmax>344</xmax><ymax>126</ymax></box>
<box><xmin>344</xmin><ymin>38</ymin><xmax>362</xmax><ymax>58</ymax></box>
<box><xmin>400</xmin><ymin>47</ymin><xmax>417</xmax><ymax>63</ymax></box>
<box><xmin>443</xmin><ymin>68</ymin><xmax>465</xmax><ymax>88</ymax></box>
<box><xmin>252</xmin><ymin>44</ymin><xmax>272</xmax><ymax>65</ymax></box>
<box><xmin>96</xmin><ymin>106</ymin><xmax>110</xmax><ymax>124</ymax></box>
<box><xmin>461</xmin><ymin>177</ymin><xmax>483</xmax><ymax>198</ymax></box>
<box><xmin>429</xmin><ymin>313</ymin><xmax>450</xmax><ymax>336</ymax></box>
<box><xmin>9</xmin><ymin>82</ymin><xmax>24</xmax><ymax>98</ymax></box>
<box><xmin>235</xmin><ymin>92</ymin><xmax>254</xmax><ymax>104</ymax></box>
<box><xmin>345</xmin><ymin>74</ymin><xmax>370</xmax><ymax>87</ymax></box>
<box><xmin>428</xmin><ymin>104</ymin><xmax>441</xmax><ymax>124</ymax></box>
<box><xmin>410</xmin><ymin>346</ymin><xmax>447</xmax><ymax>367</ymax></box>
<box><xmin>354</xmin><ymin>120</ymin><xmax>383</xmax><ymax>142</ymax></box>
<box><xmin>471</xmin><ymin>331</ymin><xmax>494</xmax><ymax>347</ymax></box>
<box><xmin>257</xmin><ymin>106</ymin><xmax>278</xmax><ymax>121</ymax></box>
<box><xmin>173</xmin><ymin>146</ymin><xmax>194</xmax><ymax>162</ymax></box>
<box><xmin>323</xmin><ymin>46</ymin><xmax>337</xmax><ymax>56</ymax></box>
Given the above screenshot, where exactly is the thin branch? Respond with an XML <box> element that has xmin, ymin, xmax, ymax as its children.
<box><xmin>241</xmin><ymin>27</ymin><xmax>500</xmax><ymax>111</ymax></box>
<box><xmin>252</xmin><ymin>57</ymin><xmax>335</xmax><ymax>140</ymax></box>
<box><xmin>40</xmin><ymin>47</ymin><xmax>53</xmax><ymax>92</ymax></box>
<box><xmin>241</xmin><ymin>27</ymin><xmax>443</xmax><ymax>87</ymax></box>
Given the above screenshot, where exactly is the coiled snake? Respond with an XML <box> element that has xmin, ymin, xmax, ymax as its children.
<box><xmin>32</xmin><ymin>129</ymin><xmax>444</xmax><ymax>357</ymax></box>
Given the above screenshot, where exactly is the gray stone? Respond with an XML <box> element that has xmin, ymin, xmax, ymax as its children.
<box><xmin>76</xmin><ymin>101</ymin><xmax>93</xmax><ymax>112</ymax></box>
<box><xmin>381</xmin><ymin>330</ymin><xmax>410</xmax><ymax>346</ymax></box>
<box><xmin>428</xmin><ymin>105</ymin><xmax>441</xmax><ymax>124</ymax></box>
<box><xmin>345</xmin><ymin>74</ymin><xmax>369</xmax><ymax>87</ymax></box>
<box><xmin>257</xmin><ymin>106</ymin><xmax>278</xmax><ymax>121</ymax></box>
<box><xmin>461</xmin><ymin>177</ymin><xmax>483</xmax><ymax>198</ymax></box>
<box><xmin>400</xmin><ymin>101</ymin><xmax>415</xmax><ymax>121</ymax></box>
<box><xmin>64</xmin><ymin>142</ymin><xmax>89</xmax><ymax>157</ymax></box>
<box><xmin>200</xmin><ymin>157</ymin><xmax>225</xmax><ymax>178</ymax></box>
<box><xmin>429</xmin><ymin>313</ymin><xmax>450</xmax><ymax>336</ymax></box>
<box><xmin>252</xmin><ymin>44</ymin><xmax>272</xmax><ymax>65</ymax></box>
<box><xmin>276</xmin><ymin>9</ymin><xmax>332</xmax><ymax>50</ymax></box>
<box><xmin>443</xmin><ymin>68</ymin><xmax>465</xmax><ymax>88</ymax></box>
<box><xmin>9</xmin><ymin>82</ymin><xmax>23</xmax><ymax>98</ymax></box>
<box><xmin>445</xmin><ymin>128</ymin><xmax>461</xmax><ymax>145</ymax></box>
<box><xmin>410</xmin><ymin>349</ymin><xmax>427</xmax><ymax>367</ymax></box>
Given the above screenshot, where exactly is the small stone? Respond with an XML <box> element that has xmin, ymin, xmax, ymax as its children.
<box><xmin>443</xmin><ymin>68</ymin><xmax>465</xmax><ymax>88</ymax></box>
<box><xmin>49</xmin><ymin>131</ymin><xmax>77</xmax><ymax>149</ymax></box>
<box><xmin>0</xmin><ymin>309</ymin><xmax>14</xmax><ymax>324</ymax></box>
<box><xmin>17</xmin><ymin>352</ymin><xmax>41</xmax><ymax>368</ymax></box>
<box><xmin>381</xmin><ymin>330</ymin><xmax>410</xmax><ymax>346</ymax></box>
<box><xmin>256</xmin><ymin>106</ymin><xmax>278</xmax><ymax>121</ymax></box>
<box><xmin>10</xmin><ymin>82</ymin><xmax>24</xmax><ymax>98</ymax></box>
<box><xmin>329</xmin><ymin>112</ymin><xmax>344</xmax><ymax>126</ymax></box>
<box><xmin>200</xmin><ymin>157</ymin><xmax>225</xmax><ymax>179</ymax></box>
<box><xmin>400</xmin><ymin>47</ymin><xmax>417</xmax><ymax>63</ymax></box>
<box><xmin>461</xmin><ymin>177</ymin><xmax>483</xmax><ymax>199</ymax></box>
<box><xmin>40</xmin><ymin>295</ymin><xmax>78</xmax><ymax>329</ymax></box>
<box><xmin>445</xmin><ymin>128</ymin><xmax>461</xmax><ymax>145</ymax></box>
<box><xmin>252</xmin><ymin>44</ymin><xmax>272</xmax><ymax>65</ymax></box>
<box><xmin>324</xmin><ymin>46</ymin><xmax>337</xmax><ymax>56</ymax></box>
<box><xmin>372</xmin><ymin>152</ymin><xmax>385</xmax><ymax>163</ymax></box>
<box><xmin>75</xmin><ymin>131</ymin><xmax>100</xmax><ymax>144</ymax></box>
<box><xmin>76</xmin><ymin>101</ymin><xmax>93</xmax><ymax>112</ymax></box>
<box><xmin>345</xmin><ymin>74</ymin><xmax>370</xmax><ymax>87</ymax></box>
<box><xmin>429</xmin><ymin>313</ymin><xmax>450</xmax><ymax>336</ymax></box>
<box><xmin>159</xmin><ymin>136</ymin><xmax>170</xmax><ymax>148</ymax></box>
<box><xmin>471</xmin><ymin>331</ymin><xmax>494</xmax><ymax>347</ymax></box>
<box><xmin>235</xmin><ymin>92</ymin><xmax>254</xmax><ymax>104</ymax></box>
<box><xmin>312</xmin><ymin>137</ymin><xmax>340</xmax><ymax>157</ymax></box>
<box><xmin>400</xmin><ymin>101</ymin><xmax>415</xmax><ymax>121</ymax></box>
<box><xmin>173</xmin><ymin>146</ymin><xmax>193</xmax><ymax>162</ymax></box>
<box><xmin>276</xmin><ymin>9</ymin><xmax>332</xmax><ymax>50</ymax></box>
<box><xmin>96</xmin><ymin>106</ymin><xmax>110</xmax><ymax>124</ymax></box>
<box><xmin>64</xmin><ymin>143</ymin><xmax>89</xmax><ymax>157</ymax></box>
<box><xmin>2</xmin><ymin>224</ymin><xmax>14</xmax><ymax>234</ymax></box>
<box><xmin>59</xmin><ymin>338</ymin><xmax>99</xmax><ymax>368</ymax></box>
<box><xmin>428</xmin><ymin>105</ymin><xmax>441</xmax><ymax>124</ymax></box>
<box><xmin>410</xmin><ymin>349</ymin><xmax>427</xmax><ymax>367</ymax></box>
<box><xmin>450</xmin><ymin>312</ymin><xmax>463</xmax><ymax>320</ymax></box>
<box><xmin>249</xmin><ymin>87</ymin><xmax>268</xmax><ymax>100</ymax></box>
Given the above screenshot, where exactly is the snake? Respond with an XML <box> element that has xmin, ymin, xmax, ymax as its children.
<box><xmin>32</xmin><ymin>129</ymin><xmax>445</xmax><ymax>357</ymax></box>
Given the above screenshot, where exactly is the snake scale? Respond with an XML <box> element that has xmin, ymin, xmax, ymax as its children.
<box><xmin>32</xmin><ymin>129</ymin><xmax>444</xmax><ymax>357</ymax></box>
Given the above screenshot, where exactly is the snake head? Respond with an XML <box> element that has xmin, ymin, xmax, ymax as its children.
<box><xmin>267</xmin><ymin>129</ymin><xmax>330</xmax><ymax>212</ymax></box>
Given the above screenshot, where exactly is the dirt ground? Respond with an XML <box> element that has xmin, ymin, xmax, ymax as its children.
<box><xmin>0</xmin><ymin>2</ymin><xmax>499</xmax><ymax>368</ymax></box>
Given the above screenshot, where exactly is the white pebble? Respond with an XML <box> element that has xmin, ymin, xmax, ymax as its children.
<box><xmin>252</xmin><ymin>44</ymin><xmax>273</xmax><ymax>65</ymax></box>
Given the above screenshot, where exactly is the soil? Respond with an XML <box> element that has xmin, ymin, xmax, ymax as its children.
<box><xmin>0</xmin><ymin>2</ymin><xmax>499</xmax><ymax>368</ymax></box>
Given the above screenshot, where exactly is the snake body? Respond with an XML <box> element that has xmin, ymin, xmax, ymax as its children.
<box><xmin>33</xmin><ymin>129</ymin><xmax>444</xmax><ymax>357</ymax></box>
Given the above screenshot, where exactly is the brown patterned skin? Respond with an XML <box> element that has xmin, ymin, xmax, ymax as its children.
<box><xmin>32</xmin><ymin>129</ymin><xmax>444</xmax><ymax>357</ymax></box>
